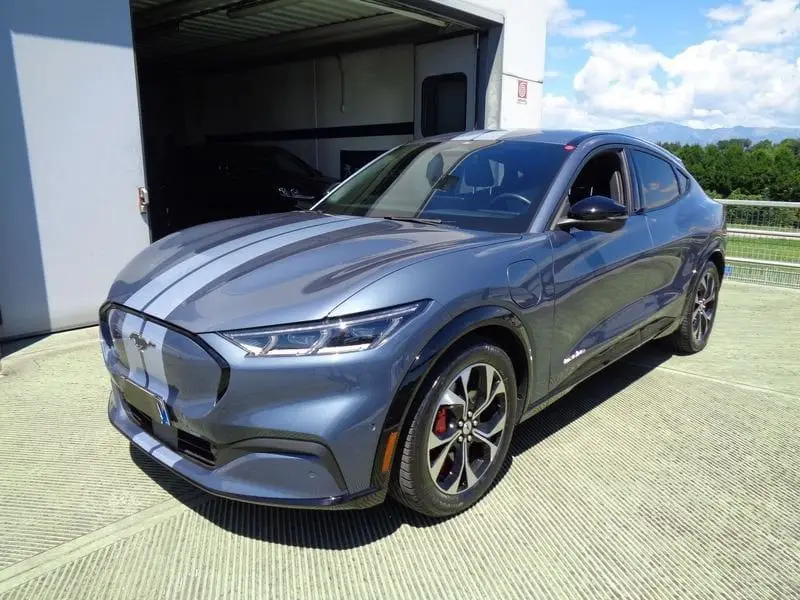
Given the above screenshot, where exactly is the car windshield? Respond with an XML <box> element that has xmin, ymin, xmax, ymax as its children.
<box><xmin>315</xmin><ymin>138</ymin><xmax>569</xmax><ymax>233</ymax></box>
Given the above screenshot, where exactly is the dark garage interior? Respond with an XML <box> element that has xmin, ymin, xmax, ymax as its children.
<box><xmin>129</xmin><ymin>0</ymin><xmax>495</xmax><ymax>240</ymax></box>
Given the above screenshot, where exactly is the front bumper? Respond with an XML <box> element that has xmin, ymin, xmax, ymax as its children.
<box><xmin>108</xmin><ymin>388</ymin><xmax>385</xmax><ymax>509</ymax></box>
<box><xmin>100</xmin><ymin>301</ymin><xmax>448</xmax><ymax>510</ymax></box>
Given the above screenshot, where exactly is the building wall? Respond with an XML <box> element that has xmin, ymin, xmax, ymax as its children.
<box><xmin>0</xmin><ymin>0</ymin><xmax>150</xmax><ymax>341</ymax></box>
<box><xmin>140</xmin><ymin>43</ymin><xmax>419</xmax><ymax>179</ymax></box>
<box><xmin>468</xmin><ymin>0</ymin><xmax>547</xmax><ymax>129</ymax></box>
<box><xmin>199</xmin><ymin>43</ymin><xmax>418</xmax><ymax>178</ymax></box>
<box><xmin>142</xmin><ymin>37</ymin><xmax>479</xmax><ymax>179</ymax></box>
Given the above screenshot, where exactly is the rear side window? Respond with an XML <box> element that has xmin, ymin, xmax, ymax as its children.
<box><xmin>631</xmin><ymin>150</ymin><xmax>681</xmax><ymax>210</ymax></box>
<box><xmin>421</xmin><ymin>73</ymin><xmax>467</xmax><ymax>137</ymax></box>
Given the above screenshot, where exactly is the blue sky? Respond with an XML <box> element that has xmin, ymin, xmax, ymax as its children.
<box><xmin>541</xmin><ymin>0</ymin><xmax>800</xmax><ymax>129</ymax></box>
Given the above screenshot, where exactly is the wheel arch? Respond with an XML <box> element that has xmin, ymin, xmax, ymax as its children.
<box><xmin>368</xmin><ymin>304</ymin><xmax>534</xmax><ymax>491</ymax></box>
<box><xmin>680</xmin><ymin>237</ymin><xmax>725</xmax><ymax>312</ymax></box>
<box><xmin>708</xmin><ymin>248</ymin><xmax>725</xmax><ymax>282</ymax></box>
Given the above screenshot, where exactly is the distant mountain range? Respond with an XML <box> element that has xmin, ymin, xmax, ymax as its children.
<box><xmin>612</xmin><ymin>121</ymin><xmax>800</xmax><ymax>145</ymax></box>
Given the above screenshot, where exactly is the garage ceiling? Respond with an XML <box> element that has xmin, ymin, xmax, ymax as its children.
<box><xmin>130</xmin><ymin>0</ymin><xmax>482</xmax><ymax>68</ymax></box>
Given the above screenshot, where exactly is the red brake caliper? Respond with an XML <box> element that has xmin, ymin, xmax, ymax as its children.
<box><xmin>434</xmin><ymin>407</ymin><xmax>447</xmax><ymax>435</ymax></box>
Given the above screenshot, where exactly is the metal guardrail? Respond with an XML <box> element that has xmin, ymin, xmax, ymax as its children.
<box><xmin>716</xmin><ymin>199</ymin><xmax>800</xmax><ymax>208</ymax></box>
<box><xmin>725</xmin><ymin>228</ymin><xmax>800</xmax><ymax>239</ymax></box>
<box><xmin>715</xmin><ymin>199</ymin><xmax>800</xmax><ymax>289</ymax></box>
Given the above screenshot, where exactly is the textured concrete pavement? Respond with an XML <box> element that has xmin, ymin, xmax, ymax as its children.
<box><xmin>1</xmin><ymin>282</ymin><xmax>798</xmax><ymax>599</ymax></box>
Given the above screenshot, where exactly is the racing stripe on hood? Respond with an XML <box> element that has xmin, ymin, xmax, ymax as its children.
<box><xmin>139</xmin><ymin>321</ymin><xmax>170</xmax><ymax>406</ymax></box>
<box><xmin>141</xmin><ymin>217</ymin><xmax>366</xmax><ymax>320</ymax></box>
<box><xmin>125</xmin><ymin>215</ymin><xmax>350</xmax><ymax>311</ymax></box>
<box><xmin>141</xmin><ymin>212</ymin><xmax>323</xmax><ymax>283</ymax></box>
<box><xmin>119</xmin><ymin>313</ymin><xmax>147</xmax><ymax>388</ymax></box>
<box><xmin>169</xmin><ymin>221</ymin><xmax>467</xmax><ymax>315</ymax></box>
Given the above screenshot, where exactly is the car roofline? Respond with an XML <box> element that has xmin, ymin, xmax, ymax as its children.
<box><xmin>580</xmin><ymin>131</ymin><xmax>687</xmax><ymax>169</ymax></box>
<box><xmin>417</xmin><ymin>130</ymin><xmax>681</xmax><ymax>160</ymax></box>
<box><xmin>401</xmin><ymin>129</ymin><xmax>688</xmax><ymax>172</ymax></box>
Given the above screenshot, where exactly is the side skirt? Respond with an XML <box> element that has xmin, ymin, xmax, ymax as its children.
<box><xmin>518</xmin><ymin>320</ymin><xmax>678</xmax><ymax>423</ymax></box>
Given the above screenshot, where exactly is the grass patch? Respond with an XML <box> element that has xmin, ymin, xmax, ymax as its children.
<box><xmin>727</xmin><ymin>235</ymin><xmax>800</xmax><ymax>263</ymax></box>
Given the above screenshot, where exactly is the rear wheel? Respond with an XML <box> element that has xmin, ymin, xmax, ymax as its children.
<box><xmin>668</xmin><ymin>261</ymin><xmax>720</xmax><ymax>354</ymax></box>
<box><xmin>390</xmin><ymin>340</ymin><xmax>517</xmax><ymax>518</ymax></box>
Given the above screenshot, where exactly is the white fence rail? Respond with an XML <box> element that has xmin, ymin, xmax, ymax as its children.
<box><xmin>715</xmin><ymin>199</ymin><xmax>800</xmax><ymax>288</ymax></box>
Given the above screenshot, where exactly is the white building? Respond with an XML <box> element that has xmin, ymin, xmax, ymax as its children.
<box><xmin>0</xmin><ymin>0</ymin><xmax>547</xmax><ymax>340</ymax></box>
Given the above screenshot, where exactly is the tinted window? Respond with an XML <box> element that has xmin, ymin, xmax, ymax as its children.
<box><xmin>421</xmin><ymin>73</ymin><xmax>467</xmax><ymax>137</ymax></box>
<box><xmin>268</xmin><ymin>148</ymin><xmax>315</xmax><ymax>176</ymax></box>
<box><xmin>632</xmin><ymin>150</ymin><xmax>681</xmax><ymax>209</ymax></box>
<box><xmin>315</xmin><ymin>139</ymin><xmax>569</xmax><ymax>233</ymax></box>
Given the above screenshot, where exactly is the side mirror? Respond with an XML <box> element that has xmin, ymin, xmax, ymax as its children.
<box><xmin>557</xmin><ymin>195</ymin><xmax>628</xmax><ymax>233</ymax></box>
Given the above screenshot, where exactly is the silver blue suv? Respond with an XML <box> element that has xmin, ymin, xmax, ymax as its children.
<box><xmin>101</xmin><ymin>130</ymin><xmax>725</xmax><ymax>517</ymax></box>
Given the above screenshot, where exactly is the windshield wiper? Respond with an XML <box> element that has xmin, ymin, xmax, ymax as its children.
<box><xmin>383</xmin><ymin>216</ymin><xmax>443</xmax><ymax>225</ymax></box>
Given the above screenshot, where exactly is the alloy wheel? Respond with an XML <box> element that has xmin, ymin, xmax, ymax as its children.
<box><xmin>427</xmin><ymin>363</ymin><xmax>508</xmax><ymax>495</ymax></box>
<box><xmin>692</xmin><ymin>270</ymin><xmax>717</xmax><ymax>344</ymax></box>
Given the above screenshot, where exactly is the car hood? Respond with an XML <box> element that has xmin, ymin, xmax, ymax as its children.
<box><xmin>108</xmin><ymin>211</ymin><xmax>515</xmax><ymax>332</ymax></box>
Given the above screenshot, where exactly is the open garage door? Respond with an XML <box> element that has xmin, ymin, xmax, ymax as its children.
<box><xmin>129</xmin><ymin>0</ymin><xmax>503</xmax><ymax>240</ymax></box>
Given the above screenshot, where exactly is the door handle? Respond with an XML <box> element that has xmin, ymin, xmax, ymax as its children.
<box><xmin>137</xmin><ymin>187</ymin><xmax>150</xmax><ymax>214</ymax></box>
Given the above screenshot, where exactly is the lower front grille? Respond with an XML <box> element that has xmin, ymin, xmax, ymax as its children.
<box><xmin>122</xmin><ymin>399</ymin><xmax>216</xmax><ymax>469</ymax></box>
<box><xmin>125</xmin><ymin>401</ymin><xmax>153</xmax><ymax>433</ymax></box>
<box><xmin>177</xmin><ymin>429</ymin><xmax>216</xmax><ymax>468</ymax></box>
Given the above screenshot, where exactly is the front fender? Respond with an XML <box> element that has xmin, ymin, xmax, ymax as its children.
<box><xmin>386</xmin><ymin>305</ymin><xmax>532</xmax><ymax>430</ymax></box>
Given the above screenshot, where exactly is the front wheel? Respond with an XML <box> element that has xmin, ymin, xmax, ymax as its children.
<box><xmin>667</xmin><ymin>261</ymin><xmax>721</xmax><ymax>354</ymax></box>
<box><xmin>390</xmin><ymin>340</ymin><xmax>518</xmax><ymax>518</ymax></box>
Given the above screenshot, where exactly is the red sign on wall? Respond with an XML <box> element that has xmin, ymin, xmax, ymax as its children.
<box><xmin>517</xmin><ymin>79</ymin><xmax>528</xmax><ymax>104</ymax></box>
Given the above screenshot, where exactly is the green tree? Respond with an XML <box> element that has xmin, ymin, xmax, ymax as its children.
<box><xmin>769</xmin><ymin>141</ymin><xmax>800</xmax><ymax>201</ymax></box>
<box><xmin>660</xmin><ymin>137</ymin><xmax>800</xmax><ymax>203</ymax></box>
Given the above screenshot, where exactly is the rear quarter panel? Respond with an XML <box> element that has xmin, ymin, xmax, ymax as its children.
<box><xmin>639</xmin><ymin>171</ymin><xmax>726</xmax><ymax>327</ymax></box>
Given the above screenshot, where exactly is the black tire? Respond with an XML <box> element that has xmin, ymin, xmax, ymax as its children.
<box><xmin>389</xmin><ymin>339</ymin><xmax>518</xmax><ymax>518</ymax></box>
<box><xmin>667</xmin><ymin>260</ymin><xmax>721</xmax><ymax>354</ymax></box>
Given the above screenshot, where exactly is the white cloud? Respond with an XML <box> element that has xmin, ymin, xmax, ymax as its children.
<box><xmin>544</xmin><ymin>70</ymin><xmax>561</xmax><ymax>78</ymax></box>
<box><xmin>544</xmin><ymin>0</ymin><xmax>620</xmax><ymax>39</ymax></box>
<box><xmin>543</xmin><ymin>0</ymin><xmax>800</xmax><ymax>129</ymax></box>
<box><xmin>544</xmin><ymin>0</ymin><xmax>584</xmax><ymax>26</ymax></box>
<box><xmin>541</xmin><ymin>94</ymin><xmax>630</xmax><ymax>130</ymax></box>
<box><xmin>572</xmin><ymin>41</ymin><xmax>694</xmax><ymax>121</ymax></box>
<box><xmin>544</xmin><ymin>39</ymin><xmax>800</xmax><ymax>129</ymax></box>
<box><xmin>559</xmin><ymin>20</ymin><xmax>620</xmax><ymax>39</ymax></box>
<box><xmin>706</xmin><ymin>4</ymin><xmax>747</xmax><ymax>22</ymax></box>
<box><xmin>714</xmin><ymin>0</ymin><xmax>800</xmax><ymax>46</ymax></box>
<box><xmin>620</xmin><ymin>26</ymin><xmax>637</xmax><ymax>38</ymax></box>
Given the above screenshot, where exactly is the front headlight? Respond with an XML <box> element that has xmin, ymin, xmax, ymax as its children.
<box><xmin>219</xmin><ymin>302</ymin><xmax>426</xmax><ymax>357</ymax></box>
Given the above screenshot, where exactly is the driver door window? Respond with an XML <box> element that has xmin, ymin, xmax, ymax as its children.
<box><xmin>568</xmin><ymin>150</ymin><xmax>628</xmax><ymax>208</ymax></box>
<box><xmin>553</xmin><ymin>149</ymin><xmax>629</xmax><ymax>224</ymax></box>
